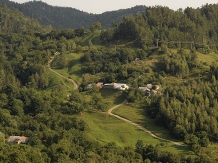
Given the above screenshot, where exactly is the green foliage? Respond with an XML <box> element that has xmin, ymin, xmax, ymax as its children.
<box><xmin>146</xmin><ymin>79</ymin><xmax>218</xmax><ymax>150</ymax></box>
<box><xmin>90</xmin><ymin>22</ymin><xmax>102</xmax><ymax>32</ymax></box>
<box><xmin>1</xmin><ymin>2</ymin><xmax>218</xmax><ymax>162</ymax></box>
<box><xmin>0</xmin><ymin>4</ymin><xmax>50</xmax><ymax>34</ymax></box>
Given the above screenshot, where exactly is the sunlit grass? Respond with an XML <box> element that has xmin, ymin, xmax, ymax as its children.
<box><xmin>113</xmin><ymin>104</ymin><xmax>179</xmax><ymax>142</ymax></box>
<box><xmin>81</xmin><ymin>108</ymin><xmax>193</xmax><ymax>155</ymax></box>
<box><xmin>82</xmin><ymin>111</ymin><xmax>161</xmax><ymax>147</ymax></box>
<box><xmin>51</xmin><ymin>52</ymin><xmax>83</xmax><ymax>85</ymax></box>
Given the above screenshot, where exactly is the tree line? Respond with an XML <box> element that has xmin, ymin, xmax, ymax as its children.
<box><xmin>101</xmin><ymin>4</ymin><xmax>218</xmax><ymax>52</ymax></box>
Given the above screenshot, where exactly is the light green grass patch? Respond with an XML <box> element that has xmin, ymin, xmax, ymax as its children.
<box><xmin>67</xmin><ymin>53</ymin><xmax>83</xmax><ymax>84</ymax></box>
<box><xmin>100</xmin><ymin>89</ymin><xmax>126</xmax><ymax>108</ymax></box>
<box><xmin>51</xmin><ymin>52</ymin><xmax>83</xmax><ymax>85</ymax></box>
<box><xmin>197</xmin><ymin>53</ymin><xmax>218</xmax><ymax>65</ymax></box>
<box><xmin>84</xmin><ymin>88</ymin><xmax>126</xmax><ymax>110</ymax></box>
<box><xmin>113</xmin><ymin>104</ymin><xmax>179</xmax><ymax>141</ymax></box>
<box><xmin>48</xmin><ymin>69</ymin><xmax>74</xmax><ymax>89</ymax></box>
<box><xmin>82</xmin><ymin>111</ymin><xmax>161</xmax><ymax>148</ymax></box>
<box><xmin>111</xmin><ymin>104</ymin><xmax>193</xmax><ymax>155</ymax></box>
<box><xmin>81</xmin><ymin>111</ymin><xmax>192</xmax><ymax>155</ymax></box>
<box><xmin>207</xmin><ymin>53</ymin><xmax>218</xmax><ymax>61</ymax></box>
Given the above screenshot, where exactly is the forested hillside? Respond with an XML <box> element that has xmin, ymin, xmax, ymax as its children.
<box><xmin>1</xmin><ymin>2</ymin><xmax>218</xmax><ymax>162</ymax></box>
<box><xmin>0</xmin><ymin>0</ymin><xmax>146</xmax><ymax>29</ymax></box>
<box><xmin>0</xmin><ymin>2</ymin><xmax>51</xmax><ymax>33</ymax></box>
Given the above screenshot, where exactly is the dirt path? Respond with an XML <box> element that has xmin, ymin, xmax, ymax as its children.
<box><xmin>48</xmin><ymin>68</ymin><xmax>78</xmax><ymax>90</ymax></box>
<box><xmin>108</xmin><ymin>100</ymin><xmax>184</xmax><ymax>146</ymax></box>
<box><xmin>48</xmin><ymin>54</ymin><xmax>183</xmax><ymax>146</ymax></box>
<box><xmin>48</xmin><ymin>55</ymin><xmax>78</xmax><ymax>90</ymax></box>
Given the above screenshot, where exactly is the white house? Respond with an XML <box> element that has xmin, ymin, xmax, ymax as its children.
<box><xmin>86</xmin><ymin>83</ymin><xmax>93</xmax><ymax>89</ymax></box>
<box><xmin>114</xmin><ymin>83</ymin><xmax>129</xmax><ymax>90</ymax></box>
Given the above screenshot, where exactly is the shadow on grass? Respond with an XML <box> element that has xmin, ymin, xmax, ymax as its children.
<box><xmin>68</xmin><ymin>59</ymin><xmax>80</xmax><ymax>69</ymax></box>
<box><xmin>135</xmin><ymin>108</ymin><xmax>180</xmax><ymax>142</ymax></box>
<box><xmin>69</xmin><ymin>69</ymin><xmax>81</xmax><ymax>77</ymax></box>
<box><xmin>170</xmin><ymin>145</ymin><xmax>194</xmax><ymax>155</ymax></box>
<box><xmin>100</xmin><ymin>89</ymin><xmax>126</xmax><ymax>105</ymax></box>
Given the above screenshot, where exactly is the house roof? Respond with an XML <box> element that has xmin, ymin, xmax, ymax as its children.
<box><xmin>114</xmin><ymin>83</ymin><xmax>127</xmax><ymax>87</ymax></box>
<box><xmin>20</xmin><ymin>136</ymin><xmax>28</xmax><ymax>142</ymax></box>
<box><xmin>147</xmin><ymin>84</ymin><xmax>153</xmax><ymax>89</ymax></box>
<box><xmin>104</xmin><ymin>83</ymin><xmax>114</xmax><ymax>86</ymax></box>
<box><xmin>86</xmin><ymin>83</ymin><xmax>93</xmax><ymax>89</ymax></box>
<box><xmin>154</xmin><ymin>85</ymin><xmax>160</xmax><ymax>90</ymax></box>
<box><xmin>139</xmin><ymin>87</ymin><xmax>150</xmax><ymax>91</ymax></box>
<box><xmin>8</xmin><ymin>136</ymin><xmax>20</xmax><ymax>142</ymax></box>
<box><xmin>8</xmin><ymin>136</ymin><xmax>28</xmax><ymax>143</ymax></box>
<box><xmin>96</xmin><ymin>82</ymin><xmax>103</xmax><ymax>88</ymax></box>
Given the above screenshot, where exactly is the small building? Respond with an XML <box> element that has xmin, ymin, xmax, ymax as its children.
<box><xmin>114</xmin><ymin>83</ymin><xmax>129</xmax><ymax>90</ymax></box>
<box><xmin>103</xmin><ymin>83</ymin><xmax>115</xmax><ymax>89</ymax></box>
<box><xmin>96</xmin><ymin>82</ymin><xmax>103</xmax><ymax>88</ymax></box>
<box><xmin>86</xmin><ymin>83</ymin><xmax>93</xmax><ymax>89</ymax></box>
<box><xmin>146</xmin><ymin>84</ymin><xmax>153</xmax><ymax>89</ymax></box>
<box><xmin>154</xmin><ymin>85</ymin><xmax>160</xmax><ymax>90</ymax></box>
<box><xmin>8</xmin><ymin>136</ymin><xmax>28</xmax><ymax>144</ymax></box>
<box><xmin>139</xmin><ymin>87</ymin><xmax>150</xmax><ymax>92</ymax></box>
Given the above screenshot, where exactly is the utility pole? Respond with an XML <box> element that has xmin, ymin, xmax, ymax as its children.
<box><xmin>156</xmin><ymin>39</ymin><xmax>159</xmax><ymax>47</ymax></box>
<box><xmin>191</xmin><ymin>41</ymin><xmax>193</xmax><ymax>49</ymax></box>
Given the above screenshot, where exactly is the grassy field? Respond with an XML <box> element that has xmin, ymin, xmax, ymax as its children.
<box><xmin>81</xmin><ymin>107</ymin><xmax>193</xmax><ymax>155</ymax></box>
<box><xmin>197</xmin><ymin>53</ymin><xmax>218</xmax><ymax>65</ymax></box>
<box><xmin>82</xmin><ymin>111</ymin><xmax>160</xmax><ymax>147</ymax></box>
<box><xmin>113</xmin><ymin>104</ymin><xmax>180</xmax><ymax>142</ymax></box>
<box><xmin>47</xmin><ymin>68</ymin><xmax>75</xmax><ymax>93</ymax></box>
<box><xmin>79</xmin><ymin>88</ymin><xmax>193</xmax><ymax>155</ymax></box>
<box><xmin>100</xmin><ymin>89</ymin><xmax>126</xmax><ymax>108</ymax></box>
<box><xmin>51</xmin><ymin>52</ymin><xmax>83</xmax><ymax>85</ymax></box>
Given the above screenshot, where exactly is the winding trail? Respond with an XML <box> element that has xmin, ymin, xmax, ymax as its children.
<box><xmin>108</xmin><ymin>100</ymin><xmax>184</xmax><ymax>146</ymax></box>
<box><xmin>48</xmin><ymin>55</ymin><xmax>78</xmax><ymax>90</ymax></box>
<box><xmin>48</xmin><ymin>53</ymin><xmax>183</xmax><ymax>146</ymax></box>
<box><xmin>48</xmin><ymin>68</ymin><xmax>78</xmax><ymax>90</ymax></box>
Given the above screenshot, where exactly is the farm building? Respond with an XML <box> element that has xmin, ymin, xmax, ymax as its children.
<box><xmin>8</xmin><ymin>136</ymin><xmax>28</xmax><ymax>144</ymax></box>
<box><xmin>114</xmin><ymin>83</ymin><xmax>129</xmax><ymax>90</ymax></box>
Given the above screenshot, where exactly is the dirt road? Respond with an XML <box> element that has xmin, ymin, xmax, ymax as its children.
<box><xmin>49</xmin><ymin>68</ymin><xmax>78</xmax><ymax>90</ymax></box>
<box><xmin>48</xmin><ymin>55</ymin><xmax>78</xmax><ymax>90</ymax></box>
<box><xmin>108</xmin><ymin>100</ymin><xmax>184</xmax><ymax>146</ymax></box>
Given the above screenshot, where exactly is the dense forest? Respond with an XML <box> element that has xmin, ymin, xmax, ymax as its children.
<box><xmin>0</xmin><ymin>0</ymin><xmax>146</xmax><ymax>29</ymax></box>
<box><xmin>1</xmin><ymin>1</ymin><xmax>218</xmax><ymax>162</ymax></box>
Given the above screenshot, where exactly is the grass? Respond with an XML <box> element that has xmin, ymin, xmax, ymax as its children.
<box><xmin>83</xmin><ymin>89</ymin><xmax>126</xmax><ymax>110</ymax></box>
<box><xmin>197</xmin><ymin>53</ymin><xmax>218</xmax><ymax>65</ymax></box>
<box><xmin>100</xmin><ymin>89</ymin><xmax>126</xmax><ymax>108</ymax></box>
<box><xmin>47</xmin><ymin>69</ymin><xmax>75</xmax><ymax>93</ymax></box>
<box><xmin>81</xmin><ymin>108</ymin><xmax>193</xmax><ymax>155</ymax></box>
<box><xmin>82</xmin><ymin>111</ymin><xmax>160</xmax><ymax>147</ymax></box>
<box><xmin>67</xmin><ymin>53</ymin><xmax>83</xmax><ymax>84</ymax></box>
<box><xmin>51</xmin><ymin>52</ymin><xmax>83</xmax><ymax>85</ymax></box>
<box><xmin>110</xmin><ymin>103</ymin><xmax>194</xmax><ymax>155</ymax></box>
<box><xmin>113</xmin><ymin>104</ymin><xmax>180</xmax><ymax>142</ymax></box>
<box><xmin>79</xmin><ymin>88</ymin><xmax>193</xmax><ymax>155</ymax></box>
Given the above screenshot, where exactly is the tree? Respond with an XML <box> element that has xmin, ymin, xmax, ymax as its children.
<box><xmin>10</xmin><ymin>99</ymin><xmax>24</xmax><ymax>116</ymax></box>
<box><xmin>0</xmin><ymin>132</ymin><xmax>5</xmax><ymax>145</ymax></box>
<box><xmin>90</xmin><ymin>22</ymin><xmax>102</xmax><ymax>32</ymax></box>
<box><xmin>100</xmin><ymin>28</ymin><xmax>114</xmax><ymax>43</ymax></box>
<box><xmin>135</xmin><ymin>140</ymin><xmax>144</xmax><ymax>154</ymax></box>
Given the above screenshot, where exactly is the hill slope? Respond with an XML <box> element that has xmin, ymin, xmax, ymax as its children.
<box><xmin>0</xmin><ymin>0</ymin><xmax>146</xmax><ymax>29</ymax></box>
<box><xmin>0</xmin><ymin>1</ymin><xmax>51</xmax><ymax>33</ymax></box>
